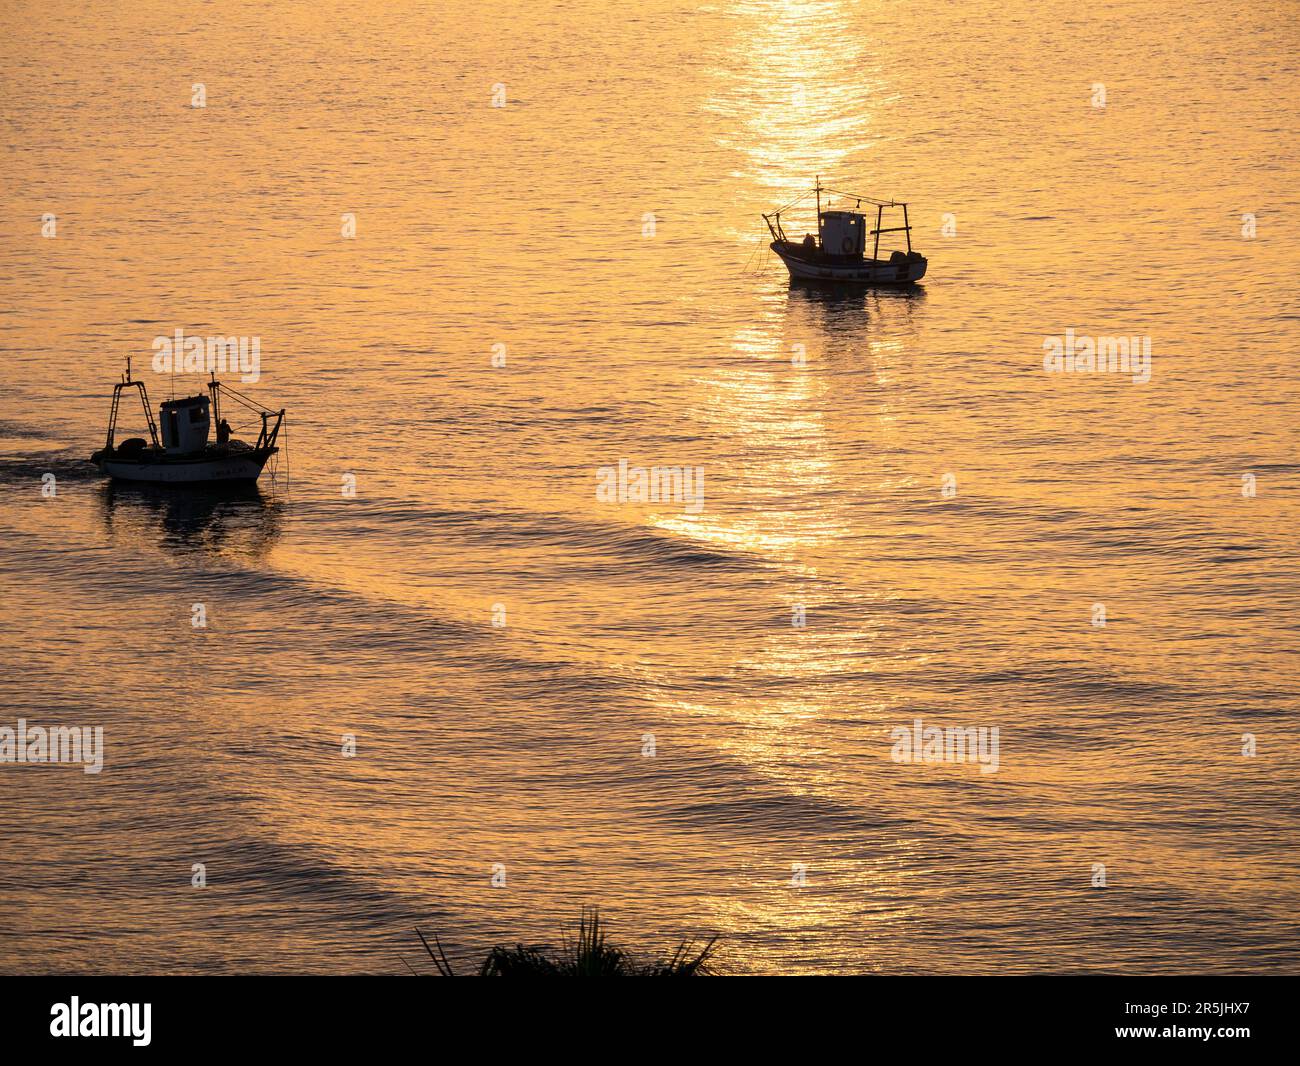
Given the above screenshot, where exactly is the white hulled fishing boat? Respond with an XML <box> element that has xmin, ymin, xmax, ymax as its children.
<box><xmin>89</xmin><ymin>360</ymin><xmax>285</xmax><ymax>485</ymax></box>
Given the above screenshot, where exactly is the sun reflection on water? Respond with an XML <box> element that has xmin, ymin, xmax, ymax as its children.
<box><xmin>706</xmin><ymin>0</ymin><xmax>890</xmax><ymax>194</ymax></box>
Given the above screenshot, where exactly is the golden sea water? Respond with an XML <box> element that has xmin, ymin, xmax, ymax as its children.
<box><xmin>0</xmin><ymin>0</ymin><xmax>1297</xmax><ymax>973</ymax></box>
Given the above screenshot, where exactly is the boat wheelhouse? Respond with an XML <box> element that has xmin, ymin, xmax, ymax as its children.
<box><xmin>90</xmin><ymin>359</ymin><xmax>285</xmax><ymax>485</ymax></box>
<box><xmin>763</xmin><ymin>178</ymin><xmax>927</xmax><ymax>285</ymax></box>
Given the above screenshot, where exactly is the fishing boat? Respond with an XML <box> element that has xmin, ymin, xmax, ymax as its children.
<box><xmin>763</xmin><ymin>178</ymin><xmax>927</xmax><ymax>285</ymax></box>
<box><xmin>89</xmin><ymin>359</ymin><xmax>285</xmax><ymax>485</ymax></box>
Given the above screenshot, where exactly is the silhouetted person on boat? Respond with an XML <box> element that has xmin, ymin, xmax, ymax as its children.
<box><xmin>217</xmin><ymin>418</ymin><xmax>232</xmax><ymax>444</ymax></box>
<box><xmin>802</xmin><ymin>233</ymin><xmax>816</xmax><ymax>250</ymax></box>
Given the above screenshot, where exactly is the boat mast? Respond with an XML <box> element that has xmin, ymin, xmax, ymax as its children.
<box><xmin>107</xmin><ymin>356</ymin><xmax>160</xmax><ymax>451</ymax></box>
<box><xmin>208</xmin><ymin>371</ymin><xmax>221</xmax><ymax>426</ymax></box>
<box><xmin>815</xmin><ymin>176</ymin><xmax>821</xmax><ymax>247</ymax></box>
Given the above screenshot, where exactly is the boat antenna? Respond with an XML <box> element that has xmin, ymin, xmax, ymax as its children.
<box><xmin>815</xmin><ymin>175</ymin><xmax>821</xmax><ymax>226</ymax></box>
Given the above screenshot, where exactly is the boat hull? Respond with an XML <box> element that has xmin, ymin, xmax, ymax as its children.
<box><xmin>772</xmin><ymin>243</ymin><xmax>927</xmax><ymax>285</ymax></box>
<box><xmin>95</xmin><ymin>449</ymin><xmax>273</xmax><ymax>484</ymax></box>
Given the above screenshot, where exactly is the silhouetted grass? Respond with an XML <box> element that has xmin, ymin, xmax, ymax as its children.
<box><xmin>414</xmin><ymin>907</ymin><xmax>719</xmax><ymax>976</ymax></box>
